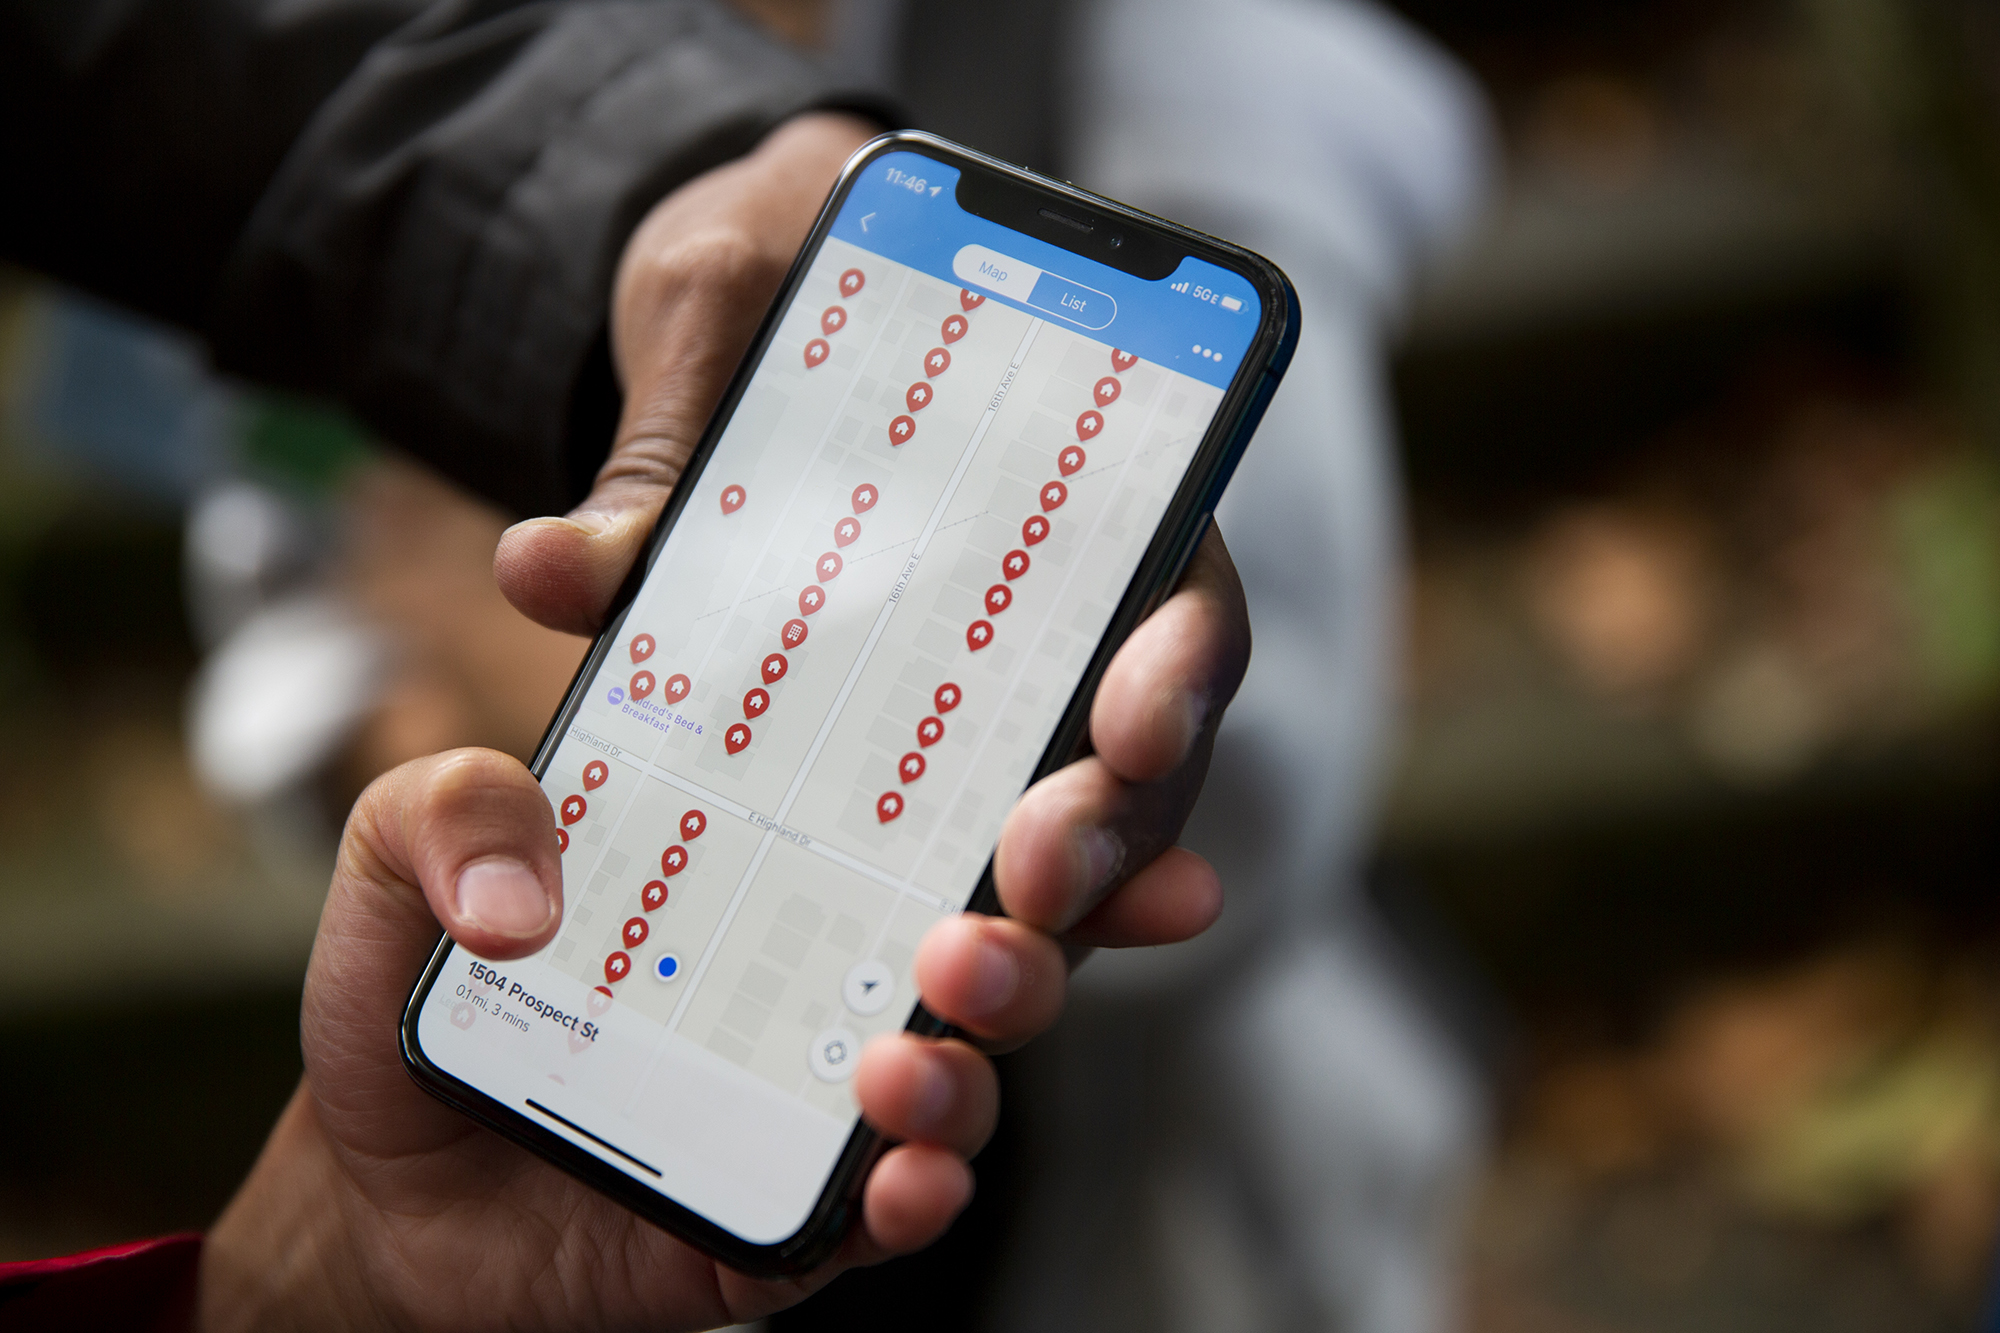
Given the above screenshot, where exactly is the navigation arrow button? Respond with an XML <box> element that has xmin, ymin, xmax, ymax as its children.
<box><xmin>843</xmin><ymin>959</ymin><xmax>895</xmax><ymax>1016</ymax></box>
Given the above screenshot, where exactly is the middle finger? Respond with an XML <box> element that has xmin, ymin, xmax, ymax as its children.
<box><xmin>910</xmin><ymin>913</ymin><xmax>1066</xmax><ymax>1048</ymax></box>
<box><xmin>852</xmin><ymin>1033</ymin><xmax>999</xmax><ymax>1158</ymax></box>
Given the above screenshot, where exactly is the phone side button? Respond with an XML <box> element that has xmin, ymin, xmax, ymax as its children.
<box><xmin>1159</xmin><ymin>511</ymin><xmax>1213</xmax><ymax>601</ymax></box>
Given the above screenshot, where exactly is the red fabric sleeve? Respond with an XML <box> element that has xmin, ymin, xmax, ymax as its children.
<box><xmin>0</xmin><ymin>1233</ymin><xmax>201</xmax><ymax>1332</ymax></box>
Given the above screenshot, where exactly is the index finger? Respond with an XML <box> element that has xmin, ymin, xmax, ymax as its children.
<box><xmin>1090</xmin><ymin>526</ymin><xmax>1252</xmax><ymax>783</ymax></box>
<box><xmin>993</xmin><ymin>527</ymin><xmax>1249</xmax><ymax>934</ymax></box>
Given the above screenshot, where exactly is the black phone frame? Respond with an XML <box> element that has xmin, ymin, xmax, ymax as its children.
<box><xmin>401</xmin><ymin>130</ymin><xmax>1299</xmax><ymax>1278</ymax></box>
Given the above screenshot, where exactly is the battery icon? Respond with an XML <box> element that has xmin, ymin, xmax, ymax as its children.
<box><xmin>1219</xmin><ymin>295</ymin><xmax>1242</xmax><ymax>312</ymax></box>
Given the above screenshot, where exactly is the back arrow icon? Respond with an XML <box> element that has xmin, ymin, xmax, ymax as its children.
<box><xmin>860</xmin><ymin>212</ymin><xmax>876</xmax><ymax>232</ymax></box>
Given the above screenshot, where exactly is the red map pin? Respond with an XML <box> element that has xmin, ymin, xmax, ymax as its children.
<box><xmin>941</xmin><ymin>314</ymin><xmax>968</xmax><ymax>344</ymax></box>
<box><xmin>1059</xmin><ymin>445</ymin><xmax>1086</xmax><ymax>476</ymax></box>
<box><xmin>959</xmin><ymin>289</ymin><xmax>984</xmax><ymax>311</ymax></box>
<box><xmin>816</xmin><ymin>551</ymin><xmax>843</xmax><ymax>580</ymax></box>
<box><xmin>631</xmin><ymin>633</ymin><xmax>655</xmax><ymax>663</ymax></box>
<box><xmin>556</xmin><ymin>828</ymin><xmax>569</xmax><ymax>853</ymax></box>
<box><xmin>725</xmin><ymin>723</ymin><xmax>751</xmax><ymax>755</ymax></box>
<box><xmin>604</xmin><ymin>952</ymin><xmax>630</xmax><ymax>984</ymax></box>
<box><xmin>1022</xmin><ymin>515</ymin><xmax>1050</xmax><ymax>546</ymax></box>
<box><xmin>720</xmin><ymin>485</ymin><xmax>746</xmax><ymax>515</ymax></box>
<box><xmin>1094</xmin><ymin>376</ymin><xmax>1121</xmax><ymax>406</ymax></box>
<box><xmin>622</xmin><ymin>917</ymin><xmax>649</xmax><ymax>949</ymax></box>
<box><xmin>665</xmin><ymin>673</ymin><xmax>691</xmax><ymax>703</ymax></box>
<box><xmin>589</xmin><ymin>985</ymin><xmax>614</xmax><ymax>1016</ymax></box>
<box><xmin>641</xmin><ymin>881</ymin><xmax>668</xmax><ymax>911</ymax></box>
<box><xmin>561</xmin><ymin>794</ymin><xmax>586</xmax><ymax>825</ymax></box>
<box><xmin>1040</xmin><ymin>481</ymin><xmax>1068</xmax><ymax>512</ymax></box>
<box><xmin>905</xmin><ymin>382</ymin><xmax>931</xmax><ymax>412</ymax></box>
<box><xmin>984</xmin><ymin>584</ymin><xmax>1012</xmax><ymax>615</ymax></box>
<box><xmin>1111</xmin><ymin>349</ymin><xmax>1137</xmax><ymax>372</ymax></box>
<box><xmin>762</xmin><ymin>653</ymin><xmax>788</xmax><ymax>684</ymax></box>
<box><xmin>840</xmin><ymin>268</ymin><xmax>866</xmax><ymax>297</ymax></box>
<box><xmin>917</xmin><ymin>716</ymin><xmax>944</xmax><ymax>747</ymax></box>
<box><xmin>798</xmin><ymin>585</ymin><xmax>825</xmax><ymax>615</ymax></box>
<box><xmin>804</xmin><ymin>338</ymin><xmax>829</xmax><ymax>369</ymax></box>
<box><xmin>630</xmin><ymin>670</ymin><xmax>655</xmax><ymax>700</ymax></box>
<box><xmin>834</xmin><ymin>517</ymin><xmax>860</xmax><ymax>547</ymax></box>
<box><xmin>1002</xmin><ymin>549</ymin><xmax>1030</xmax><ymax>579</ymax></box>
<box><xmin>661</xmin><ymin>845</ymin><xmax>687</xmax><ymax>876</ymax></box>
<box><xmin>821</xmin><ymin>306</ymin><xmax>847</xmax><ymax>335</ymax></box>
<box><xmin>782</xmin><ymin>618</ymin><xmax>809</xmax><ymax>648</ymax></box>
<box><xmin>924</xmin><ymin>347</ymin><xmax>951</xmax><ymax>377</ymax></box>
<box><xmin>743</xmin><ymin>687</ymin><xmax>769</xmax><ymax>718</ymax></box>
<box><xmin>888</xmin><ymin>414</ymin><xmax>915</xmax><ymax>445</ymax></box>
<box><xmin>1075</xmin><ymin>410</ymin><xmax>1103</xmax><ymax>440</ymax></box>
<box><xmin>680</xmin><ymin>810</ymin><xmax>707</xmax><ymax>840</ymax></box>
<box><xmin>877</xmin><ymin>791</ymin><xmax>904</xmax><ymax>822</ymax></box>
<box><xmin>851</xmin><ymin>483</ymin><xmax>878</xmax><ymax>513</ymax></box>
<box><xmin>582</xmin><ymin>760</ymin><xmax>608</xmax><ymax>791</ymax></box>
<box><xmin>966</xmin><ymin>620</ymin><xmax>993</xmax><ymax>650</ymax></box>
<box><xmin>935</xmin><ymin>682</ymin><xmax>961</xmax><ymax>713</ymax></box>
<box><xmin>899</xmin><ymin>751</ymin><xmax>926</xmax><ymax>783</ymax></box>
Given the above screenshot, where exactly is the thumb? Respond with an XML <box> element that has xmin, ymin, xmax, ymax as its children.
<box><xmin>327</xmin><ymin>747</ymin><xmax>564</xmax><ymax>965</ymax></box>
<box><xmin>494</xmin><ymin>112</ymin><xmax>876</xmax><ymax>637</ymax></box>
<box><xmin>302</xmin><ymin>749</ymin><xmax>563</xmax><ymax>1143</ymax></box>
<box><xmin>492</xmin><ymin>227</ymin><xmax>778</xmax><ymax>636</ymax></box>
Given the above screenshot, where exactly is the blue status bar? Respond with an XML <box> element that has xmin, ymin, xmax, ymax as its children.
<box><xmin>829</xmin><ymin>152</ymin><xmax>1260</xmax><ymax>390</ymax></box>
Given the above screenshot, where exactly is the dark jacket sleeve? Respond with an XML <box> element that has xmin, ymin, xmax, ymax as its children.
<box><xmin>1</xmin><ymin>0</ymin><xmax>893</xmax><ymax>515</ymax></box>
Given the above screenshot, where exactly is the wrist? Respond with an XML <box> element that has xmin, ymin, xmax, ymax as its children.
<box><xmin>197</xmin><ymin>1085</ymin><xmax>377</xmax><ymax>1333</ymax></box>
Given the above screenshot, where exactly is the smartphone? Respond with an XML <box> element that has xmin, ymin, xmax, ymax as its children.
<box><xmin>401</xmin><ymin>131</ymin><xmax>1297</xmax><ymax>1275</ymax></box>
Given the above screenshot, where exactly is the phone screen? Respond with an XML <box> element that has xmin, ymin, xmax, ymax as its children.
<box><xmin>409</xmin><ymin>147</ymin><xmax>1266</xmax><ymax>1247</ymax></box>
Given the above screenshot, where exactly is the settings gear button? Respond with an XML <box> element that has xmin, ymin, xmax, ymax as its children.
<box><xmin>808</xmin><ymin>1027</ymin><xmax>862</xmax><ymax>1083</ymax></box>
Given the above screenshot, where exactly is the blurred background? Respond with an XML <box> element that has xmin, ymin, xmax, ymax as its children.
<box><xmin>3</xmin><ymin>0</ymin><xmax>1999</xmax><ymax>1329</ymax></box>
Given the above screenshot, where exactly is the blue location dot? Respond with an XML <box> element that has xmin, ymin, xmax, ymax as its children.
<box><xmin>653</xmin><ymin>953</ymin><xmax>682</xmax><ymax>982</ymax></box>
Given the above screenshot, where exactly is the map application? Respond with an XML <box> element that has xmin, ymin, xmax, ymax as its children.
<box><xmin>413</xmin><ymin>150</ymin><xmax>1262</xmax><ymax>1245</ymax></box>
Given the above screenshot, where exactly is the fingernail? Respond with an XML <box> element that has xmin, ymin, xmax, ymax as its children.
<box><xmin>907</xmin><ymin>1055</ymin><xmax>955</xmax><ymax>1135</ymax></box>
<box><xmin>454</xmin><ymin>858</ymin><xmax>555</xmax><ymax>938</ymax></box>
<box><xmin>564</xmin><ymin>511</ymin><xmax>617</xmax><ymax>537</ymax></box>
<box><xmin>502</xmin><ymin>513</ymin><xmax>610</xmax><ymax>543</ymax></box>
<box><xmin>1077</xmin><ymin>827</ymin><xmax>1125</xmax><ymax>898</ymax></box>
<box><xmin>1166</xmin><ymin>688</ymin><xmax>1208</xmax><ymax>764</ymax></box>
<box><xmin>965</xmin><ymin>934</ymin><xmax>1021</xmax><ymax>1016</ymax></box>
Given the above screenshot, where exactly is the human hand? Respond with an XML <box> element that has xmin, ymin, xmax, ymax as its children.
<box><xmin>195</xmin><ymin>745</ymin><xmax>1015</xmax><ymax>1331</ymax></box>
<box><xmin>227</xmin><ymin>106</ymin><xmax>1255</xmax><ymax>1329</ymax></box>
<box><xmin>196</xmin><ymin>531</ymin><xmax>1245</xmax><ymax>1329</ymax></box>
<box><xmin>494</xmin><ymin>110</ymin><xmax>880</xmax><ymax>637</ymax></box>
